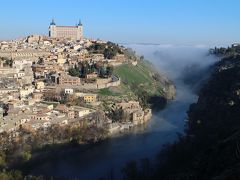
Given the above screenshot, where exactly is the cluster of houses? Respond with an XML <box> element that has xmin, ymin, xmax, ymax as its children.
<box><xmin>108</xmin><ymin>101</ymin><xmax>152</xmax><ymax>134</ymax></box>
<box><xmin>0</xmin><ymin>102</ymin><xmax>93</xmax><ymax>133</ymax></box>
<box><xmin>0</xmin><ymin>35</ymin><xmax>147</xmax><ymax>138</ymax></box>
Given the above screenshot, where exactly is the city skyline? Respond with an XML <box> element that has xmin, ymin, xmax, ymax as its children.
<box><xmin>1</xmin><ymin>0</ymin><xmax>240</xmax><ymax>46</ymax></box>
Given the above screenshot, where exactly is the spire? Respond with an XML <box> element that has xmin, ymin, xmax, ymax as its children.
<box><xmin>50</xmin><ymin>19</ymin><xmax>56</xmax><ymax>25</ymax></box>
<box><xmin>78</xmin><ymin>19</ymin><xmax>82</xmax><ymax>26</ymax></box>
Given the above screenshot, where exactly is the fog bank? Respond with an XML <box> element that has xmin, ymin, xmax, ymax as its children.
<box><xmin>28</xmin><ymin>44</ymin><xmax>219</xmax><ymax>179</ymax></box>
<box><xmin>128</xmin><ymin>44</ymin><xmax>218</xmax><ymax>99</ymax></box>
<box><xmin>126</xmin><ymin>44</ymin><xmax>218</xmax><ymax>135</ymax></box>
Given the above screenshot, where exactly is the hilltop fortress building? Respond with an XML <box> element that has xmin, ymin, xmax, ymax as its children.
<box><xmin>49</xmin><ymin>19</ymin><xmax>83</xmax><ymax>40</ymax></box>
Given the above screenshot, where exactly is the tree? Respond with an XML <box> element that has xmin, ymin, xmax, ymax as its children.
<box><xmin>99</xmin><ymin>66</ymin><xmax>106</xmax><ymax>78</ymax></box>
<box><xmin>81</xmin><ymin>62</ymin><xmax>88</xmax><ymax>77</ymax></box>
<box><xmin>112</xmin><ymin>108</ymin><xmax>124</xmax><ymax>122</ymax></box>
<box><xmin>89</xmin><ymin>63</ymin><xmax>95</xmax><ymax>73</ymax></box>
<box><xmin>3</xmin><ymin>58</ymin><xmax>13</xmax><ymax>67</ymax></box>
<box><xmin>68</xmin><ymin>66</ymin><xmax>80</xmax><ymax>77</ymax></box>
<box><xmin>49</xmin><ymin>125</ymin><xmax>61</xmax><ymax>144</ymax></box>
<box><xmin>106</xmin><ymin>66</ymin><xmax>114</xmax><ymax>77</ymax></box>
<box><xmin>85</xmin><ymin>62</ymin><xmax>90</xmax><ymax>75</ymax></box>
<box><xmin>37</xmin><ymin>57</ymin><xmax>44</xmax><ymax>65</ymax></box>
<box><xmin>130</xmin><ymin>84</ymin><xmax>149</xmax><ymax>109</ymax></box>
<box><xmin>104</xmin><ymin>47</ymin><xmax>118</xmax><ymax>59</ymax></box>
<box><xmin>0</xmin><ymin>170</ymin><xmax>22</xmax><ymax>180</ymax></box>
<box><xmin>0</xmin><ymin>153</ymin><xmax>6</xmax><ymax>167</ymax></box>
<box><xmin>22</xmin><ymin>151</ymin><xmax>32</xmax><ymax>161</ymax></box>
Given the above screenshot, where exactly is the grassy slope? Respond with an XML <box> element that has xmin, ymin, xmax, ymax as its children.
<box><xmin>97</xmin><ymin>60</ymin><xmax>163</xmax><ymax>98</ymax></box>
<box><xmin>113</xmin><ymin>63</ymin><xmax>152</xmax><ymax>85</ymax></box>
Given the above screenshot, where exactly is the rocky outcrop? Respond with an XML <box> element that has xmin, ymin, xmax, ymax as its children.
<box><xmin>163</xmin><ymin>83</ymin><xmax>176</xmax><ymax>100</ymax></box>
<box><xmin>150</xmin><ymin>71</ymin><xmax>176</xmax><ymax>100</ymax></box>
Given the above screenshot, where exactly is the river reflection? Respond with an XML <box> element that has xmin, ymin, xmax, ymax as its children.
<box><xmin>29</xmin><ymin>45</ymin><xmax>216</xmax><ymax>179</ymax></box>
<box><xmin>30</xmin><ymin>90</ymin><xmax>195</xmax><ymax>179</ymax></box>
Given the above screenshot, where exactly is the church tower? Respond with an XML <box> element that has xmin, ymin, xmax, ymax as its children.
<box><xmin>49</xmin><ymin>19</ymin><xmax>56</xmax><ymax>37</ymax></box>
<box><xmin>77</xmin><ymin>19</ymin><xmax>83</xmax><ymax>40</ymax></box>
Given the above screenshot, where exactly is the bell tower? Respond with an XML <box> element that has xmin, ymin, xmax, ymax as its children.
<box><xmin>49</xmin><ymin>19</ymin><xmax>56</xmax><ymax>37</ymax></box>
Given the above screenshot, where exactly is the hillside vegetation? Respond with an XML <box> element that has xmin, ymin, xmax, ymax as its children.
<box><xmin>113</xmin><ymin>60</ymin><xmax>164</xmax><ymax>96</ymax></box>
<box><xmin>121</xmin><ymin>52</ymin><xmax>240</xmax><ymax>180</ymax></box>
<box><xmin>97</xmin><ymin>59</ymin><xmax>173</xmax><ymax>110</ymax></box>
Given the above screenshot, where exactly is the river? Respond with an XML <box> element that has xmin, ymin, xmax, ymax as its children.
<box><xmin>29</xmin><ymin>44</ymin><xmax>217</xmax><ymax>179</ymax></box>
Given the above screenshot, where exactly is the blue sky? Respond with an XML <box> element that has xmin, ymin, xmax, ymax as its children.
<box><xmin>1</xmin><ymin>0</ymin><xmax>240</xmax><ymax>45</ymax></box>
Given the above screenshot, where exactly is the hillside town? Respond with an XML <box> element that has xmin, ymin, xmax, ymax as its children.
<box><xmin>0</xmin><ymin>20</ymin><xmax>152</xmax><ymax>149</ymax></box>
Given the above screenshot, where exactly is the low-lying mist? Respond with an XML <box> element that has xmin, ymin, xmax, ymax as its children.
<box><xmin>126</xmin><ymin>44</ymin><xmax>218</xmax><ymax>135</ymax></box>
<box><xmin>27</xmin><ymin>45</ymin><xmax>219</xmax><ymax>180</ymax></box>
<box><xmin>128</xmin><ymin>44</ymin><xmax>218</xmax><ymax>99</ymax></box>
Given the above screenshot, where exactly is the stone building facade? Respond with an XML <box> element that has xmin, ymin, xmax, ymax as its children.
<box><xmin>49</xmin><ymin>19</ymin><xmax>83</xmax><ymax>40</ymax></box>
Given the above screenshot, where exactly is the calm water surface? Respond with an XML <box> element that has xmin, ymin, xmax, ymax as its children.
<box><xmin>30</xmin><ymin>45</ymin><xmax>216</xmax><ymax>179</ymax></box>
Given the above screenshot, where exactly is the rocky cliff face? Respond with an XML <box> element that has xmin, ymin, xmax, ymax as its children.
<box><xmin>164</xmin><ymin>83</ymin><xmax>176</xmax><ymax>100</ymax></box>
<box><xmin>155</xmin><ymin>54</ymin><xmax>240</xmax><ymax>179</ymax></box>
<box><xmin>147</xmin><ymin>71</ymin><xmax>176</xmax><ymax>111</ymax></box>
<box><xmin>150</xmin><ymin>69</ymin><xmax>176</xmax><ymax>100</ymax></box>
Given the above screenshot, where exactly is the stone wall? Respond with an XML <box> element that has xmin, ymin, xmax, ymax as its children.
<box><xmin>97</xmin><ymin>77</ymin><xmax>121</xmax><ymax>89</ymax></box>
<box><xmin>54</xmin><ymin>75</ymin><xmax>120</xmax><ymax>91</ymax></box>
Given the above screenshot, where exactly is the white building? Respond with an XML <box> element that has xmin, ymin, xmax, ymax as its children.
<box><xmin>65</xmin><ymin>88</ymin><xmax>73</xmax><ymax>94</ymax></box>
<box><xmin>12</xmin><ymin>59</ymin><xmax>32</xmax><ymax>70</ymax></box>
<box><xmin>19</xmin><ymin>86</ymin><xmax>34</xmax><ymax>99</ymax></box>
<box><xmin>73</xmin><ymin>106</ymin><xmax>91</xmax><ymax>118</ymax></box>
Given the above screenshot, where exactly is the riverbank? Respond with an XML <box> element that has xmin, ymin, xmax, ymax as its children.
<box><xmin>14</xmin><ymin>93</ymin><xmax>169</xmax><ymax>176</ymax></box>
<box><xmin>129</xmin><ymin>49</ymin><xmax>240</xmax><ymax>179</ymax></box>
<box><xmin>19</xmin><ymin>84</ymin><xmax>186</xmax><ymax>179</ymax></box>
<box><xmin>0</xmin><ymin>47</ymin><xmax>176</xmax><ymax>179</ymax></box>
<box><xmin>17</xmin><ymin>106</ymin><xmax>179</xmax><ymax>179</ymax></box>
<box><xmin>15</xmin><ymin>44</ymin><xmax>209</xmax><ymax>179</ymax></box>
